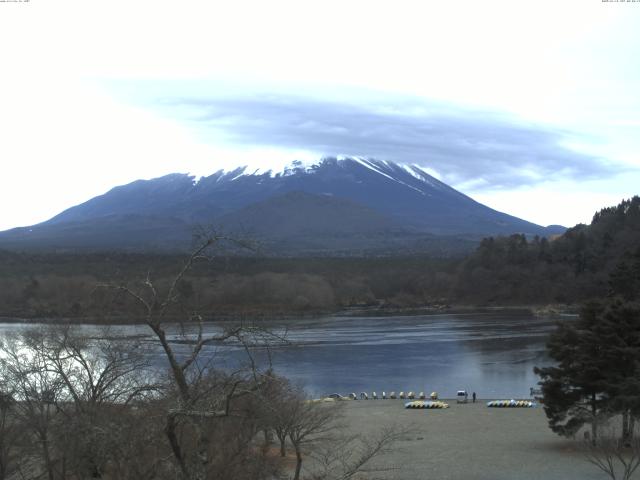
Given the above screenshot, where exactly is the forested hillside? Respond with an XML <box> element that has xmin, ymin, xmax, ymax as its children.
<box><xmin>1</xmin><ymin>197</ymin><xmax>638</xmax><ymax>320</ymax></box>
<box><xmin>0</xmin><ymin>253</ymin><xmax>456</xmax><ymax>319</ymax></box>
<box><xmin>455</xmin><ymin>196</ymin><xmax>640</xmax><ymax>304</ymax></box>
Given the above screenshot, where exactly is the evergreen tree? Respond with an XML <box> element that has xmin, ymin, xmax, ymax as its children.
<box><xmin>596</xmin><ymin>300</ymin><xmax>640</xmax><ymax>444</ymax></box>
<box><xmin>536</xmin><ymin>300</ymin><xmax>640</xmax><ymax>443</ymax></box>
<box><xmin>534</xmin><ymin>302</ymin><xmax>611</xmax><ymax>442</ymax></box>
<box><xmin>609</xmin><ymin>247</ymin><xmax>640</xmax><ymax>301</ymax></box>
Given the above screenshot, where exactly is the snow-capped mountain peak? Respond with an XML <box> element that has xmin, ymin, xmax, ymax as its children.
<box><xmin>214</xmin><ymin>156</ymin><xmax>447</xmax><ymax>197</ymax></box>
<box><xmin>0</xmin><ymin>155</ymin><xmax>561</xmax><ymax>254</ymax></box>
<box><xmin>214</xmin><ymin>158</ymin><xmax>319</xmax><ymax>181</ymax></box>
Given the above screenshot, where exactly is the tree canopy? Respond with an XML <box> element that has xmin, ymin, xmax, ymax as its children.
<box><xmin>536</xmin><ymin>242</ymin><xmax>640</xmax><ymax>443</ymax></box>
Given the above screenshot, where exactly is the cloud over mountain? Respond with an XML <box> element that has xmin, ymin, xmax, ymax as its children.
<box><xmin>177</xmin><ymin>94</ymin><xmax>619</xmax><ymax>189</ymax></box>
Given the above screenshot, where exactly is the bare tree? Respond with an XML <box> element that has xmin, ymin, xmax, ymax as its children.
<box><xmin>287</xmin><ymin>396</ymin><xmax>344</xmax><ymax>480</ymax></box>
<box><xmin>584</xmin><ymin>421</ymin><xmax>640</xmax><ymax>480</ymax></box>
<box><xmin>34</xmin><ymin>325</ymin><xmax>157</xmax><ymax>478</ymax></box>
<box><xmin>100</xmin><ymin>233</ymin><xmax>287</xmax><ymax>479</ymax></box>
<box><xmin>0</xmin><ymin>388</ymin><xmax>22</xmax><ymax>480</ymax></box>
<box><xmin>0</xmin><ymin>326</ymin><xmax>161</xmax><ymax>480</ymax></box>
<box><xmin>263</xmin><ymin>379</ymin><xmax>406</xmax><ymax>480</ymax></box>
<box><xmin>23</xmin><ymin>325</ymin><xmax>156</xmax><ymax>408</ymax></box>
<box><xmin>309</xmin><ymin>426</ymin><xmax>406</xmax><ymax>480</ymax></box>
<box><xmin>106</xmin><ymin>402</ymin><xmax>172</xmax><ymax>480</ymax></box>
<box><xmin>0</xmin><ymin>333</ymin><xmax>64</xmax><ymax>480</ymax></box>
<box><xmin>257</xmin><ymin>373</ymin><xmax>297</xmax><ymax>458</ymax></box>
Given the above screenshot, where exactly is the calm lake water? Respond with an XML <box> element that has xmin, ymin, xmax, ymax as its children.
<box><xmin>0</xmin><ymin>311</ymin><xmax>565</xmax><ymax>399</ymax></box>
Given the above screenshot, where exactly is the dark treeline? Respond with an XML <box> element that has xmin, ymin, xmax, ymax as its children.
<box><xmin>531</xmin><ymin>199</ymin><xmax>640</xmax><ymax>471</ymax></box>
<box><xmin>456</xmin><ymin>196</ymin><xmax>640</xmax><ymax>305</ymax></box>
<box><xmin>0</xmin><ymin>254</ymin><xmax>457</xmax><ymax>320</ymax></box>
<box><xmin>1</xmin><ymin>196</ymin><xmax>639</xmax><ymax>320</ymax></box>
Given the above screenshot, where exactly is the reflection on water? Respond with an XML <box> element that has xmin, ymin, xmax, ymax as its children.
<box><xmin>0</xmin><ymin>311</ymin><xmax>559</xmax><ymax>398</ymax></box>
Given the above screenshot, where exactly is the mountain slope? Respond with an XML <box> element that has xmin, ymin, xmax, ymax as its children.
<box><xmin>0</xmin><ymin>157</ymin><xmax>563</xmax><ymax>254</ymax></box>
<box><xmin>0</xmin><ymin>215</ymin><xmax>192</xmax><ymax>251</ymax></box>
<box><xmin>218</xmin><ymin>190</ymin><xmax>396</xmax><ymax>236</ymax></box>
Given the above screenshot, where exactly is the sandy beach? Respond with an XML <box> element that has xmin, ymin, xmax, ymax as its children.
<box><xmin>337</xmin><ymin>399</ymin><xmax>604</xmax><ymax>480</ymax></box>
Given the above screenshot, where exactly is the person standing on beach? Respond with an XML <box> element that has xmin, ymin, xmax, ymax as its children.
<box><xmin>472</xmin><ymin>392</ymin><xmax>476</xmax><ymax>403</ymax></box>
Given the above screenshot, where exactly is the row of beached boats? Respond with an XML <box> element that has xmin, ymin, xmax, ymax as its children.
<box><xmin>328</xmin><ymin>391</ymin><xmax>439</xmax><ymax>401</ymax></box>
<box><xmin>404</xmin><ymin>399</ymin><xmax>536</xmax><ymax>409</ymax></box>
<box><xmin>322</xmin><ymin>392</ymin><xmax>536</xmax><ymax>408</ymax></box>
<box><xmin>404</xmin><ymin>400</ymin><xmax>450</xmax><ymax>409</ymax></box>
<box><xmin>486</xmin><ymin>399</ymin><xmax>536</xmax><ymax>408</ymax></box>
<box><xmin>324</xmin><ymin>390</ymin><xmax>537</xmax><ymax>408</ymax></box>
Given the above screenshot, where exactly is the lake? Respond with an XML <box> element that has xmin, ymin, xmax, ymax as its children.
<box><xmin>0</xmin><ymin>310</ymin><xmax>564</xmax><ymax>399</ymax></box>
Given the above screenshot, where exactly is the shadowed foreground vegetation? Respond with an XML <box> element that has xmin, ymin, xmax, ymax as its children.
<box><xmin>0</xmin><ymin>237</ymin><xmax>403</xmax><ymax>480</ymax></box>
<box><xmin>0</xmin><ymin>325</ymin><xmax>402</xmax><ymax>480</ymax></box>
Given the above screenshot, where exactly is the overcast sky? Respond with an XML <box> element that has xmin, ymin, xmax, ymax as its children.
<box><xmin>1</xmin><ymin>0</ymin><xmax>639</xmax><ymax>230</ymax></box>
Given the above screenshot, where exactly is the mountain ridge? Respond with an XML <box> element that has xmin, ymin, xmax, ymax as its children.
<box><xmin>0</xmin><ymin>157</ymin><xmax>564</xmax><ymax>255</ymax></box>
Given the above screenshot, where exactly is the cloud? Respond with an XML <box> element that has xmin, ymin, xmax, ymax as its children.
<box><xmin>171</xmin><ymin>94</ymin><xmax>623</xmax><ymax>190</ymax></box>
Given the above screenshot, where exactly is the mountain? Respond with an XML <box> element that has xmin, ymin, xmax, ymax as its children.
<box><xmin>0</xmin><ymin>157</ymin><xmax>564</xmax><ymax>255</ymax></box>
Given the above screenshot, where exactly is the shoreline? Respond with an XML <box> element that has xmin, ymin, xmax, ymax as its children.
<box><xmin>0</xmin><ymin>303</ymin><xmax>578</xmax><ymax>325</ymax></box>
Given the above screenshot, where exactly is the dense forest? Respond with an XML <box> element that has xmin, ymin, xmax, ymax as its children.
<box><xmin>455</xmin><ymin>196</ymin><xmax>640</xmax><ymax>304</ymax></box>
<box><xmin>1</xmin><ymin>196</ymin><xmax>639</xmax><ymax>320</ymax></box>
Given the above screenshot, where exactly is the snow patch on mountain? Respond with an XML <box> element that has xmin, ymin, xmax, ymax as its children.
<box><xmin>350</xmin><ymin>157</ymin><xmax>397</xmax><ymax>182</ymax></box>
<box><xmin>219</xmin><ymin>159</ymin><xmax>318</xmax><ymax>181</ymax></box>
<box><xmin>210</xmin><ymin>156</ymin><xmax>445</xmax><ymax>198</ymax></box>
<box><xmin>345</xmin><ymin>157</ymin><xmax>444</xmax><ymax>196</ymax></box>
<box><xmin>402</xmin><ymin>164</ymin><xmax>442</xmax><ymax>189</ymax></box>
